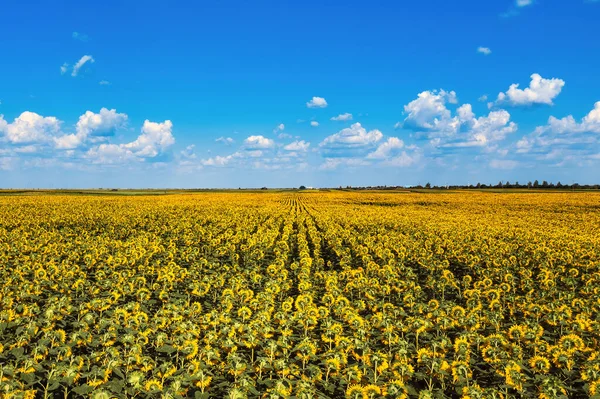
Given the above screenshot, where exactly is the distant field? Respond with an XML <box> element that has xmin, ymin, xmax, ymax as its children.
<box><xmin>1</xmin><ymin>191</ymin><xmax>599</xmax><ymax>398</ymax></box>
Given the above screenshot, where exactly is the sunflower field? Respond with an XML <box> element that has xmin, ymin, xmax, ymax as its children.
<box><xmin>1</xmin><ymin>191</ymin><xmax>600</xmax><ymax>399</ymax></box>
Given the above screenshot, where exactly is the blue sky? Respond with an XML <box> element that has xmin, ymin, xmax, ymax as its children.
<box><xmin>1</xmin><ymin>0</ymin><xmax>599</xmax><ymax>188</ymax></box>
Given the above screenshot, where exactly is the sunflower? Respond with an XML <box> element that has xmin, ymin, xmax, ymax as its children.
<box><xmin>144</xmin><ymin>378</ymin><xmax>163</xmax><ymax>392</ymax></box>
<box><xmin>529</xmin><ymin>355</ymin><xmax>551</xmax><ymax>374</ymax></box>
<box><xmin>346</xmin><ymin>384</ymin><xmax>364</xmax><ymax>398</ymax></box>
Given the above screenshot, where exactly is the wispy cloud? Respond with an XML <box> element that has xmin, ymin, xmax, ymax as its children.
<box><xmin>72</xmin><ymin>31</ymin><xmax>89</xmax><ymax>42</ymax></box>
<box><xmin>216</xmin><ymin>137</ymin><xmax>234</xmax><ymax>145</ymax></box>
<box><xmin>331</xmin><ymin>113</ymin><xmax>353</xmax><ymax>121</ymax></box>
<box><xmin>70</xmin><ymin>55</ymin><xmax>95</xmax><ymax>77</ymax></box>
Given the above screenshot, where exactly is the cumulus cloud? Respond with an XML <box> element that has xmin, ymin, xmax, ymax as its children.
<box><xmin>516</xmin><ymin>101</ymin><xmax>600</xmax><ymax>155</ymax></box>
<box><xmin>477</xmin><ymin>47</ymin><xmax>492</xmax><ymax>55</ymax></box>
<box><xmin>451</xmin><ymin>105</ymin><xmax>518</xmax><ymax>147</ymax></box>
<box><xmin>99</xmin><ymin>80</ymin><xmax>110</xmax><ymax>85</ymax></box>
<box><xmin>403</xmin><ymin>89</ymin><xmax>458</xmax><ymax>131</ymax></box>
<box><xmin>494</xmin><ymin>73</ymin><xmax>565</xmax><ymax>107</ymax></box>
<box><xmin>60</xmin><ymin>63</ymin><xmax>69</xmax><ymax>75</ymax></box>
<box><xmin>71</xmin><ymin>55</ymin><xmax>95</xmax><ymax>77</ymax></box>
<box><xmin>367</xmin><ymin>137</ymin><xmax>404</xmax><ymax>159</ymax></box>
<box><xmin>401</xmin><ymin>91</ymin><xmax>517</xmax><ymax>148</ymax></box>
<box><xmin>86</xmin><ymin>120</ymin><xmax>175</xmax><ymax>163</ymax></box>
<box><xmin>331</xmin><ymin>113</ymin><xmax>353</xmax><ymax>121</ymax></box>
<box><xmin>54</xmin><ymin>108</ymin><xmax>128</xmax><ymax>149</ymax></box>
<box><xmin>478</xmin><ymin>95</ymin><xmax>488</xmax><ymax>102</ymax></box>
<box><xmin>284</xmin><ymin>140</ymin><xmax>310</xmax><ymax>152</ymax></box>
<box><xmin>126</xmin><ymin>120</ymin><xmax>175</xmax><ymax>157</ymax></box>
<box><xmin>320</xmin><ymin>123</ymin><xmax>383</xmax><ymax>155</ymax></box>
<box><xmin>244</xmin><ymin>135</ymin><xmax>275</xmax><ymax>149</ymax></box>
<box><xmin>306</xmin><ymin>97</ymin><xmax>328</xmax><ymax>108</ymax></box>
<box><xmin>0</xmin><ymin>111</ymin><xmax>61</xmax><ymax>144</ymax></box>
<box><xmin>77</xmin><ymin>108</ymin><xmax>127</xmax><ymax>138</ymax></box>
<box><xmin>310</xmin><ymin>121</ymin><xmax>319</xmax><ymax>127</ymax></box>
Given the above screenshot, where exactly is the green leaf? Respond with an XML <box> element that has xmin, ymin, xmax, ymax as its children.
<box><xmin>72</xmin><ymin>385</ymin><xmax>94</xmax><ymax>395</ymax></box>
<box><xmin>157</xmin><ymin>345</ymin><xmax>177</xmax><ymax>354</ymax></box>
<box><xmin>10</xmin><ymin>347</ymin><xmax>25</xmax><ymax>359</ymax></box>
<box><xmin>113</xmin><ymin>367</ymin><xmax>124</xmax><ymax>379</ymax></box>
<box><xmin>48</xmin><ymin>382</ymin><xmax>61</xmax><ymax>391</ymax></box>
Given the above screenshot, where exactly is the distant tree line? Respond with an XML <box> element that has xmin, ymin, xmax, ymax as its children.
<box><xmin>414</xmin><ymin>180</ymin><xmax>600</xmax><ymax>190</ymax></box>
<box><xmin>334</xmin><ymin>181</ymin><xmax>600</xmax><ymax>190</ymax></box>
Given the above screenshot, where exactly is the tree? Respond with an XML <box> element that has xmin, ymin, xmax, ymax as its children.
<box><xmin>533</xmin><ymin>180</ymin><xmax>539</xmax><ymax>188</ymax></box>
<box><xmin>299</xmin><ymin>185</ymin><xmax>307</xmax><ymax>190</ymax></box>
<box><xmin>425</xmin><ymin>182</ymin><xmax>431</xmax><ymax>189</ymax></box>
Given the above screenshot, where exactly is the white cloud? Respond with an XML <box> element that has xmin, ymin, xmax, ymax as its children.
<box><xmin>494</xmin><ymin>73</ymin><xmax>565</xmax><ymax>107</ymax></box>
<box><xmin>367</xmin><ymin>137</ymin><xmax>405</xmax><ymax>159</ymax></box>
<box><xmin>125</xmin><ymin>120</ymin><xmax>175</xmax><ymax>157</ymax></box>
<box><xmin>284</xmin><ymin>140</ymin><xmax>310</xmax><ymax>152</ymax></box>
<box><xmin>449</xmin><ymin>106</ymin><xmax>518</xmax><ymax>147</ymax></box>
<box><xmin>86</xmin><ymin>119</ymin><xmax>175</xmax><ymax>163</ymax></box>
<box><xmin>306</xmin><ymin>97</ymin><xmax>328</xmax><ymax>108</ymax></box>
<box><xmin>55</xmin><ymin>108</ymin><xmax>128</xmax><ymax>149</ymax></box>
<box><xmin>403</xmin><ymin>89</ymin><xmax>458</xmax><ymax>131</ymax></box>
<box><xmin>478</xmin><ymin>95</ymin><xmax>488</xmax><ymax>102</ymax></box>
<box><xmin>320</xmin><ymin>123</ymin><xmax>383</xmax><ymax>151</ymax></box>
<box><xmin>516</xmin><ymin>0</ymin><xmax>533</xmax><ymax>6</ymax></box>
<box><xmin>310</xmin><ymin>121</ymin><xmax>319</xmax><ymax>127</ymax></box>
<box><xmin>383</xmin><ymin>151</ymin><xmax>420</xmax><ymax>167</ymax></box>
<box><xmin>516</xmin><ymin>102</ymin><xmax>600</xmax><ymax>154</ymax></box>
<box><xmin>331</xmin><ymin>113</ymin><xmax>353</xmax><ymax>121</ymax></box>
<box><xmin>216</xmin><ymin>137</ymin><xmax>234</xmax><ymax>145</ymax></box>
<box><xmin>85</xmin><ymin>144</ymin><xmax>138</xmax><ymax>164</ymax></box>
<box><xmin>319</xmin><ymin>158</ymin><xmax>370</xmax><ymax>171</ymax></box>
<box><xmin>0</xmin><ymin>157</ymin><xmax>16</xmax><ymax>171</ymax></box>
<box><xmin>277</xmin><ymin>123</ymin><xmax>285</xmax><ymax>131</ymax></box>
<box><xmin>180</xmin><ymin>144</ymin><xmax>196</xmax><ymax>159</ymax></box>
<box><xmin>72</xmin><ymin>32</ymin><xmax>89</xmax><ymax>42</ymax></box>
<box><xmin>490</xmin><ymin>159</ymin><xmax>519</xmax><ymax>169</ymax></box>
<box><xmin>202</xmin><ymin>153</ymin><xmax>240</xmax><ymax>167</ymax></box>
<box><xmin>71</xmin><ymin>55</ymin><xmax>95</xmax><ymax>77</ymax></box>
<box><xmin>77</xmin><ymin>108</ymin><xmax>128</xmax><ymax>138</ymax></box>
<box><xmin>477</xmin><ymin>47</ymin><xmax>492</xmax><ymax>55</ymax></box>
<box><xmin>60</xmin><ymin>63</ymin><xmax>69</xmax><ymax>75</ymax></box>
<box><xmin>99</xmin><ymin>80</ymin><xmax>110</xmax><ymax>85</ymax></box>
<box><xmin>401</xmin><ymin>90</ymin><xmax>517</xmax><ymax>148</ymax></box>
<box><xmin>244</xmin><ymin>135</ymin><xmax>274</xmax><ymax>149</ymax></box>
<box><xmin>0</xmin><ymin>111</ymin><xmax>61</xmax><ymax>144</ymax></box>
